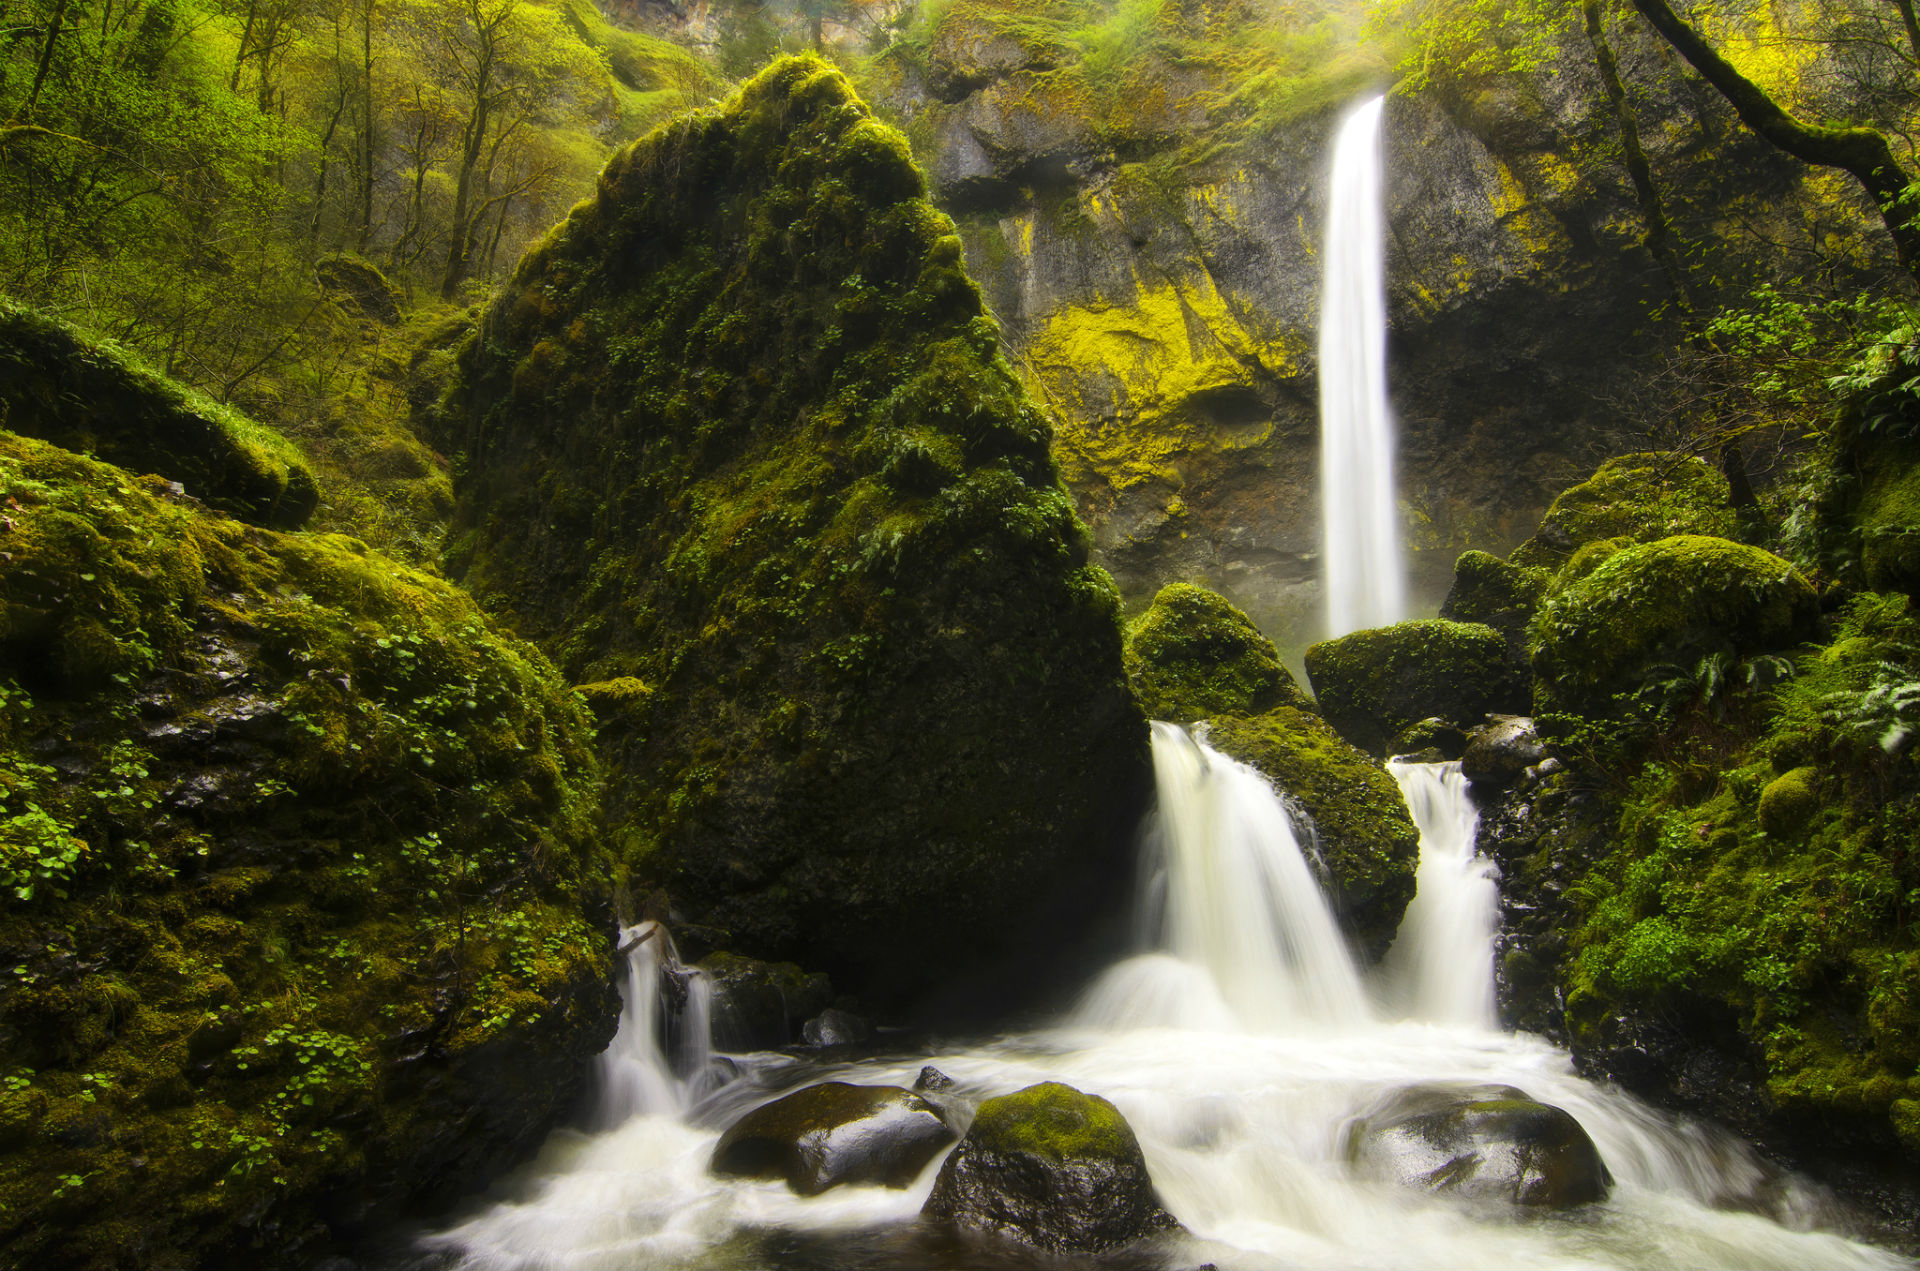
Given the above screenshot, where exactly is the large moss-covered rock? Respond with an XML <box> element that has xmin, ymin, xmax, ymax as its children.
<box><xmin>1508</xmin><ymin>453</ymin><xmax>1738</xmax><ymax>570</ymax></box>
<box><xmin>0</xmin><ymin>433</ymin><xmax>613</xmax><ymax>1269</ymax></box>
<box><xmin>1440</xmin><ymin>550</ymin><xmax>1550</xmax><ymax>674</ymax></box>
<box><xmin>1528</xmin><ymin>535</ymin><xmax>1820</xmax><ymax>720</ymax></box>
<box><xmin>1205</xmin><ymin>708</ymin><xmax>1419</xmax><ymax>959</ymax></box>
<box><xmin>429</xmin><ymin>56</ymin><xmax>1147</xmax><ymax>1007</ymax></box>
<box><xmin>711</xmin><ymin>1081</ymin><xmax>955</xmax><ymax>1194</ymax></box>
<box><xmin>1124</xmin><ymin>582</ymin><xmax>1311</xmax><ymax>722</ymax></box>
<box><xmin>1346</xmin><ymin>1083</ymin><xmax>1612</xmax><ymax>1208</ymax></box>
<box><xmin>923</xmin><ymin>1081</ymin><xmax>1179</xmax><ymax>1252</ymax></box>
<box><xmin>0</xmin><ymin>299</ymin><xmax>319</xmax><ymax>529</ymax></box>
<box><xmin>1304</xmin><ymin>620</ymin><xmax>1526</xmax><ymax>757</ymax></box>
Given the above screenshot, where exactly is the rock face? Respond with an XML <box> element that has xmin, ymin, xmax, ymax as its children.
<box><xmin>0</xmin><ymin>431</ymin><xmax>614</xmax><ymax>1270</ymax></box>
<box><xmin>923</xmin><ymin>1082</ymin><xmax>1179</xmax><ymax>1252</ymax></box>
<box><xmin>1346</xmin><ymin>1084</ymin><xmax>1612</xmax><ymax>1208</ymax></box>
<box><xmin>698</xmin><ymin>953</ymin><xmax>834</xmax><ymax>1051</ymax></box>
<box><xmin>1528</xmin><ymin>535</ymin><xmax>1820</xmax><ymax>720</ymax></box>
<box><xmin>1306</xmin><ymin>619</ymin><xmax>1527</xmax><ymax>756</ymax></box>
<box><xmin>711</xmin><ymin>1082</ymin><xmax>956</xmax><ymax>1194</ymax></box>
<box><xmin>0</xmin><ymin>298</ymin><xmax>319</xmax><ymax>529</ymax></box>
<box><xmin>429</xmin><ymin>56</ymin><xmax>1149</xmax><ymax>1008</ymax></box>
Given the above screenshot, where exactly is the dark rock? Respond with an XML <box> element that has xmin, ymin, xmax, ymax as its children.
<box><xmin>1391</xmin><ymin>716</ymin><xmax>1470</xmax><ymax>761</ymax></box>
<box><xmin>1461</xmin><ymin>715</ymin><xmax>1546</xmax><ymax>792</ymax></box>
<box><xmin>1306</xmin><ymin>619</ymin><xmax>1528</xmax><ymax>757</ymax></box>
<box><xmin>711</xmin><ymin>1082</ymin><xmax>956</xmax><ymax>1195</ymax></box>
<box><xmin>1345</xmin><ymin>1083</ymin><xmax>1612</xmax><ymax>1208</ymax></box>
<box><xmin>923</xmin><ymin>1081</ymin><xmax>1179</xmax><ymax>1253</ymax></box>
<box><xmin>915</xmin><ymin>1066</ymin><xmax>956</xmax><ymax>1093</ymax></box>
<box><xmin>801</xmin><ymin>1008</ymin><xmax>871</xmax><ymax>1047</ymax></box>
<box><xmin>698</xmin><ymin>953</ymin><xmax>833</xmax><ymax>1051</ymax></box>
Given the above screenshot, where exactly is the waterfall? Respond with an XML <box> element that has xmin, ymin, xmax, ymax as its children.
<box><xmin>1076</xmin><ymin>723</ymin><xmax>1370</xmax><ymax>1033</ymax></box>
<box><xmin>1382</xmin><ymin>761</ymin><xmax>1499</xmax><ymax>1027</ymax></box>
<box><xmin>591</xmin><ymin>921</ymin><xmax>719</xmax><ymax>1126</ymax></box>
<box><xmin>1319</xmin><ymin>93</ymin><xmax>1405</xmax><ymax>637</ymax></box>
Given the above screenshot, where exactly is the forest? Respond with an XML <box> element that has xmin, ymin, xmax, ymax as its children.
<box><xmin>3</xmin><ymin>0</ymin><xmax>1920</xmax><ymax>1267</ymax></box>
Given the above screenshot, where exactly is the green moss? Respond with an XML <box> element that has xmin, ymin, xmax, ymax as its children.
<box><xmin>1509</xmin><ymin>452</ymin><xmax>1738</xmax><ymax>570</ymax></box>
<box><xmin>1205</xmin><ymin>706</ymin><xmax>1419</xmax><ymax>956</ymax></box>
<box><xmin>1304</xmin><ymin>619</ymin><xmax>1525</xmax><ymax>756</ymax></box>
<box><xmin>967</xmin><ymin>1081</ymin><xmax>1135</xmax><ymax>1163</ymax></box>
<box><xmin>1757</xmin><ymin>766</ymin><xmax>1820</xmax><ymax>838</ymax></box>
<box><xmin>429</xmin><ymin>55</ymin><xmax>1147</xmax><ymax>1007</ymax></box>
<box><xmin>1893</xmin><ymin>1099</ymin><xmax>1920</xmax><ymax>1152</ymax></box>
<box><xmin>0</xmin><ymin>299</ymin><xmax>319</xmax><ymax>529</ymax></box>
<box><xmin>1123</xmin><ymin>582</ymin><xmax>1309</xmax><ymax>722</ymax></box>
<box><xmin>1528</xmin><ymin>534</ymin><xmax>1821</xmax><ymax>721</ymax></box>
<box><xmin>0</xmin><ymin>431</ymin><xmax>613</xmax><ymax>1270</ymax></box>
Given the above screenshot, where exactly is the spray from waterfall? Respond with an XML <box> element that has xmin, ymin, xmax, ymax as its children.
<box><xmin>1319</xmin><ymin>94</ymin><xmax>1405</xmax><ymax>637</ymax></box>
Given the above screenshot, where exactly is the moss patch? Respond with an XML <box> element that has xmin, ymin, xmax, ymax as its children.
<box><xmin>1124</xmin><ymin>582</ymin><xmax>1309</xmax><ymax>722</ymax></box>
<box><xmin>1508</xmin><ymin>453</ymin><xmax>1738</xmax><ymax>570</ymax></box>
<box><xmin>966</xmin><ymin>1081</ymin><xmax>1135</xmax><ymax>1163</ymax></box>
<box><xmin>0</xmin><ymin>432</ymin><xmax>612</xmax><ymax>1270</ymax></box>
<box><xmin>1305</xmin><ymin>619</ymin><xmax>1525</xmax><ymax>757</ymax></box>
<box><xmin>428</xmin><ymin>55</ymin><xmax>1147</xmax><ymax>1008</ymax></box>
<box><xmin>0</xmin><ymin>299</ymin><xmax>319</xmax><ymax>529</ymax></box>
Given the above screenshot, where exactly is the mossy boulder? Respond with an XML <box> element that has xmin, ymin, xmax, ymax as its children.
<box><xmin>430</xmin><ymin>55</ymin><xmax>1148</xmax><ymax>1008</ymax></box>
<box><xmin>711</xmin><ymin>1081</ymin><xmax>955</xmax><ymax>1194</ymax></box>
<box><xmin>0</xmin><ymin>433</ymin><xmax>613</xmax><ymax>1269</ymax></box>
<box><xmin>1204</xmin><ymin>708</ymin><xmax>1419</xmax><ymax>959</ymax></box>
<box><xmin>1528</xmin><ymin>535</ymin><xmax>1820</xmax><ymax>721</ymax></box>
<box><xmin>923</xmin><ymin>1081</ymin><xmax>1179</xmax><ymax>1252</ymax></box>
<box><xmin>314</xmin><ymin>252</ymin><xmax>402</xmax><ymax>325</ymax></box>
<box><xmin>1509</xmin><ymin>453</ymin><xmax>1737</xmax><ymax>570</ymax></box>
<box><xmin>1124</xmin><ymin>582</ymin><xmax>1311</xmax><ymax>722</ymax></box>
<box><xmin>1304</xmin><ymin>620</ymin><xmax>1526</xmax><ymax>757</ymax></box>
<box><xmin>1757</xmin><ymin>766</ymin><xmax>1820</xmax><ymax>839</ymax></box>
<box><xmin>0</xmin><ymin>299</ymin><xmax>319</xmax><ymax>529</ymax></box>
<box><xmin>1853</xmin><ymin>440</ymin><xmax>1920</xmax><ymax>595</ymax></box>
<box><xmin>1346</xmin><ymin>1084</ymin><xmax>1612</xmax><ymax>1208</ymax></box>
<box><xmin>1439</xmin><ymin>550</ymin><xmax>1549</xmax><ymax>674</ymax></box>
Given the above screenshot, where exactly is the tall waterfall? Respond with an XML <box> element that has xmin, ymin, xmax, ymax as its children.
<box><xmin>1383</xmin><ymin>761</ymin><xmax>1499</xmax><ymax>1027</ymax></box>
<box><xmin>1319</xmin><ymin>94</ymin><xmax>1405</xmax><ymax>636</ymax></box>
<box><xmin>1074</xmin><ymin>723</ymin><xmax>1370</xmax><ymax>1033</ymax></box>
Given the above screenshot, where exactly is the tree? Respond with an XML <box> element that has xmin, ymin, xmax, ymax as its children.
<box><xmin>1628</xmin><ymin>0</ymin><xmax>1920</xmax><ymax>286</ymax></box>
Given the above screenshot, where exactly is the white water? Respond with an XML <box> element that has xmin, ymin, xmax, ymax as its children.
<box><xmin>423</xmin><ymin>729</ymin><xmax>1908</xmax><ymax>1271</ymax></box>
<box><xmin>1383</xmin><ymin>760</ymin><xmax>1499</xmax><ymax>1028</ymax></box>
<box><xmin>590</xmin><ymin>922</ymin><xmax>720</xmax><ymax>1126</ymax></box>
<box><xmin>1319</xmin><ymin>93</ymin><xmax>1406</xmax><ymax>637</ymax></box>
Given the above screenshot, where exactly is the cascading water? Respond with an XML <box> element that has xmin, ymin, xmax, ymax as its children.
<box><xmin>422</xmin><ymin>722</ymin><xmax>1907</xmax><ymax>1270</ymax></box>
<box><xmin>591</xmin><ymin>921</ymin><xmax>720</xmax><ymax>1125</ymax></box>
<box><xmin>1382</xmin><ymin>760</ymin><xmax>1499</xmax><ymax>1027</ymax></box>
<box><xmin>1319</xmin><ymin>93</ymin><xmax>1406</xmax><ymax>637</ymax></box>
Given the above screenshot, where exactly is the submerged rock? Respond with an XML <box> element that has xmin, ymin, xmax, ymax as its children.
<box><xmin>923</xmin><ymin>1081</ymin><xmax>1179</xmax><ymax>1252</ymax></box>
<box><xmin>1305</xmin><ymin>619</ymin><xmax>1527</xmax><ymax>757</ymax></box>
<box><xmin>428</xmin><ymin>54</ymin><xmax>1148</xmax><ymax>1010</ymax></box>
<box><xmin>711</xmin><ymin>1082</ymin><xmax>955</xmax><ymax>1195</ymax></box>
<box><xmin>1346</xmin><ymin>1084</ymin><xmax>1612</xmax><ymax>1208</ymax></box>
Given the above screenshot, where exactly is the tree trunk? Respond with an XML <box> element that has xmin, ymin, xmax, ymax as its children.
<box><xmin>440</xmin><ymin>93</ymin><xmax>489</xmax><ymax>299</ymax></box>
<box><xmin>354</xmin><ymin>0</ymin><xmax>376</xmax><ymax>252</ymax></box>
<box><xmin>1629</xmin><ymin>0</ymin><xmax>1920</xmax><ymax>286</ymax></box>
<box><xmin>1585</xmin><ymin>0</ymin><xmax>1688</xmax><ymax>305</ymax></box>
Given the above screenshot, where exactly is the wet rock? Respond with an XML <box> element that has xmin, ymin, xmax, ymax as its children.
<box><xmin>1346</xmin><ymin>1083</ymin><xmax>1611</xmax><ymax>1208</ymax></box>
<box><xmin>1306</xmin><ymin>620</ymin><xmax>1527</xmax><ymax>757</ymax></box>
<box><xmin>1461</xmin><ymin>715</ymin><xmax>1547</xmax><ymax>792</ymax></box>
<box><xmin>698</xmin><ymin>953</ymin><xmax>833</xmax><ymax>1051</ymax></box>
<box><xmin>1392</xmin><ymin>716</ymin><xmax>1469</xmax><ymax>761</ymax></box>
<box><xmin>711</xmin><ymin>1082</ymin><xmax>956</xmax><ymax>1195</ymax></box>
<box><xmin>915</xmin><ymin>1066</ymin><xmax>955</xmax><ymax>1093</ymax></box>
<box><xmin>923</xmin><ymin>1081</ymin><xmax>1179</xmax><ymax>1252</ymax></box>
<box><xmin>801</xmin><ymin>1008</ymin><xmax>871</xmax><ymax>1047</ymax></box>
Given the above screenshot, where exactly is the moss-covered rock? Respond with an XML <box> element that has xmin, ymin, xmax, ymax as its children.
<box><xmin>1124</xmin><ymin>582</ymin><xmax>1311</xmax><ymax>722</ymax></box>
<box><xmin>1439</xmin><ymin>549</ymin><xmax>1549</xmax><ymax>673</ymax></box>
<box><xmin>1757</xmin><ymin>766</ymin><xmax>1820</xmax><ymax>839</ymax></box>
<box><xmin>1528</xmin><ymin>535</ymin><xmax>1820</xmax><ymax>721</ymax></box>
<box><xmin>428</xmin><ymin>55</ymin><xmax>1148</xmax><ymax>1009</ymax></box>
<box><xmin>698</xmin><ymin>951</ymin><xmax>833</xmax><ymax>1050</ymax></box>
<box><xmin>1204</xmin><ymin>708</ymin><xmax>1419</xmax><ymax>958</ymax></box>
<box><xmin>1509</xmin><ymin>453</ymin><xmax>1738</xmax><ymax>570</ymax></box>
<box><xmin>1304</xmin><ymin>619</ymin><xmax>1526</xmax><ymax>757</ymax></box>
<box><xmin>710</xmin><ymin>1081</ymin><xmax>955</xmax><ymax>1194</ymax></box>
<box><xmin>923</xmin><ymin>1081</ymin><xmax>1178</xmax><ymax>1252</ymax></box>
<box><xmin>0</xmin><ymin>432</ymin><xmax>613</xmax><ymax>1270</ymax></box>
<box><xmin>0</xmin><ymin>299</ymin><xmax>319</xmax><ymax>529</ymax></box>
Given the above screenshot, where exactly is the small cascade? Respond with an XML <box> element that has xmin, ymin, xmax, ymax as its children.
<box><xmin>1078</xmin><ymin>723</ymin><xmax>1369</xmax><ymax>1032</ymax></box>
<box><xmin>1319</xmin><ymin>93</ymin><xmax>1405</xmax><ymax>637</ymax></box>
<box><xmin>1382</xmin><ymin>760</ymin><xmax>1499</xmax><ymax>1027</ymax></box>
<box><xmin>591</xmin><ymin>921</ymin><xmax>720</xmax><ymax>1126</ymax></box>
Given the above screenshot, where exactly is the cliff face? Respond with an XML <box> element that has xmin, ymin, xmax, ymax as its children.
<box><xmin>430</xmin><ymin>56</ymin><xmax>1149</xmax><ymax>1010</ymax></box>
<box><xmin>865</xmin><ymin>0</ymin><xmax>1883</xmax><ymax>651</ymax></box>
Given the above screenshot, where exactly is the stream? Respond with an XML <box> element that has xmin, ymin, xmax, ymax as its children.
<box><xmin>411</xmin><ymin>724</ymin><xmax>1910</xmax><ymax>1271</ymax></box>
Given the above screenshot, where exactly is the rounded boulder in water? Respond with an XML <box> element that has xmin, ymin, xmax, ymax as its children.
<box><xmin>710</xmin><ymin>1082</ymin><xmax>955</xmax><ymax>1195</ymax></box>
<box><xmin>923</xmin><ymin>1081</ymin><xmax>1180</xmax><ymax>1252</ymax></box>
<box><xmin>1346</xmin><ymin>1083</ymin><xmax>1612</xmax><ymax>1208</ymax></box>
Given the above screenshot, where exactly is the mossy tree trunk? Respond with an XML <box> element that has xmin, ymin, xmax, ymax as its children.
<box><xmin>1628</xmin><ymin>0</ymin><xmax>1920</xmax><ymax>288</ymax></box>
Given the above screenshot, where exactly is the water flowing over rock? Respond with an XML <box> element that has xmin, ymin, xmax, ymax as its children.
<box><xmin>922</xmin><ymin>1081</ymin><xmax>1179</xmax><ymax>1252</ymax></box>
<box><xmin>711</xmin><ymin>1081</ymin><xmax>956</xmax><ymax>1195</ymax></box>
<box><xmin>1346</xmin><ymin>1083</ymin><xmax>1613</xmax><ymax>1208</ymax></box>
